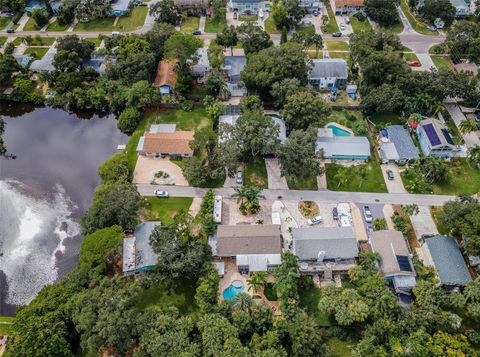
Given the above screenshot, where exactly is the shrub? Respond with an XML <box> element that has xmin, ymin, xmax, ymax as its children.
<box><xmin>181</xmin><ymin>99</ymin><xmax>194</xmax><ymax>112</ymax></box>
<box><xmin>117</xmin><ymin>107</ymin><xmax>141</xmax><ymax>134</ymax></box>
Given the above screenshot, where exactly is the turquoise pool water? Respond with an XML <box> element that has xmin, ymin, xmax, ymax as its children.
<box><xmin>223</xmin><ymin>280</ymin><xmax>244</xmax><ymax>300</ymax></box>
<box><xmin>327</xmin><ymin>124</ymin><xmax>351</xmax><ymax>136</ymax></box>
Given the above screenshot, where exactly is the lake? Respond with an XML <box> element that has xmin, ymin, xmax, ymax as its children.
<box><xmin>0</xmin><ymin>104</ymin><xmax>127</xmax><ymax>315</ymax></box>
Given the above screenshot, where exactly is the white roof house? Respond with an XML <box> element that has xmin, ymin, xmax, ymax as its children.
<box><xmin>316</xmin><ymin>129</ymin><xmax>371</xmax><ymax>160</ymax></box>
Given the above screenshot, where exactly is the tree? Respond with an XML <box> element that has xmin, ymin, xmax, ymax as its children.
<box><xmin>364</xmin><ymin>0</ymin><xmax>400</xmax><ymax>26</ymax></box>
<box><xmin>425</xmin><ymin>332</ymin><xmax>473</xmax><ymax>356</ymax></box>
<box><xmin>205</xmin><ymin>70</ymin><xmax>229</xmax><ymax>99</ymax></box>
<box><xmin>274</xmin><ymin>252</ymin><xmax>300</xmax><ymax>319</ymax></box>
<box><xmin>233</xmin><ymin>292</ymin><xmax>253</xmax><ymax>313</ymax></box>
<box><xmin>195</xmin><ymin>263</ymin><xmax>220</xmax><ymax>313</ymax></box>
<box><xmin>31</xmin><ymin>8</ymin><xmax>49</xmax><ymax>28</ymax></box>
<box><xmin>117</xmin><ymin>107</ymin><xmax>142</xmax><ymax>133</ymax></box>
<box><xmin>217</xmin><ymin>25</ymin><xmax>238</xmax><ymax>56</ymax></box>
<box><xmin>373</xmin><ymin>218</ymin><xmax>387</xmax><ymax>231</ymax></box>
<box><xmin>418</xmin><ymin>156</ymin><xmax>449</xmax><ymax>184</ymax></box>
<box><xmin>270</xmin><ymin>78</ymin><xmax>303</xmax><ymax>108</ymax></box>
<box><xmin>237</xmin><ymin>23</ymin><xmax>273</xmax><ymax>55</ymax></box>
<box><xmin>292</xmin><ymin>31</ymin><xmax>323</xmax><ymax>53</ymax></box>
<box><xmin>272</xmin><ymin>2</ymin><xmax>288</xmax><ymax>29</ymax></box>
<box><xmin>282</xmin><ymin>90</ymin><xmax>332</xmax><ymax>130</ymax></box>
<box><xmin>107</xmin><ymin>51</ymin><xmax>157</xmax><ymax>85</ymax></box>
<box><xmin>145</xmin><ymin>22</ymin><xmax>176</xmax><ymax>61</ymax></box>
<box><xmin>81</xmin><ymin>182</ymin><xmax>141</xmax><ymax>234</ymax></box>
<box><xmin>150</xmin><ymin>0</ymin><xmax>181</xmax><ymax>25</ymax></box>
<box><xmin>0</xmin><ymin>0</ymin><xmax>25</xmax><ymax>11</ymax></box>
<box><xmin>53</xmin><ymin>35</ymin><xmax>94</xmax><ymax>72</ymax></box>
<box><xmin>278</xmin><ymin>129</ymin><xmax>323</xmax><ymax>181</ymax></box>
<box><xmin>0</xmin><ymin>54</ymin><xmax>21</xmax><ymax>83</ymax></box>
<box><xmin>97</xmin><ymin>152</ymin><xmax>131</xmax><ymax>183</ymax></box>
<box><xmin>467</xmin><ymin>38</ymin><xmax>480</xmax><ymax>63</ymax></box>
<box><xmin>240</xmin><ymin>94</ymin><xmax>263</xmax><ymax>113</ymax></box>
<box><xmin>123</xmin><ymin>80</ymin><xmax>161</xmax><ymax>109</ymax></box>
<box><xmin>164</xmin><ymin>32</ymin><xmax>203</xmax><ymax>67</ymax></box>
<box><xmin>459</xmin><ymin>119</ymin><xmax>478</xmax><ymax>134</ymax></box>
<box><xmin>288</xmin><ymin>312</ymin><xmax>328</xmax><ymax>357</ymax></box>
<box><xmin>57</xmin><ymin>0</ymin><xmax>77</xmax><ymax>25</ymax></box>
<box><xmin>281</xmin><ymin>26</ymin><xmax>288</xmax><ymax>44</ymax></box>
<box><xmin>232</xmin><ymin>185</ymin><xmax>265</xmax><ymax>215</ymax></box>
<box><xmin>420</xmin><ymin>0</ymin><xmax>455</xmax><ymax>27</ymax></box>
<box><xmin>468</xmin><ymin>145</ymin><xmax>480</xmax><ymax>168</ymax></box>
<box><xmin>207</xmin><ymin>41</ymin><xmax>225</xmax><ymax>70</ymax></box>
<box><xmin>197</xmin><ymin>313</ymin><xmax>240</xmax><ymax>356</ymax></box>
<box><xmin>247</xmin><ymin>272</ymin><xmax>268</xmax><ymax>293</ymax></box>
<box><xmin>75</xmin><ymin>0</ymin><xmax>111</xmax><ymax>19</ymax></box>
<box><xmin>446</xmin><ymin>20</ymin><xmax>480</xmax><ymax>56</ymax></box>
<box><xmin>319</xmin><ymin>286</ymin><xmax>370</xmax><ymax>325</ymax></box>
<box><xmin>402</xmin><ymin>204</ymin><xmax>419</xmax><ymax>216</ymax></box>
<box><xmin>334</xmin><ymin>166</ymin><xmax>349</xmax><ymax>188</ymax></box>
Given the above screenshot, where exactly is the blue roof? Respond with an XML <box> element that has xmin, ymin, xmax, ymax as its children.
<box><xmin>425</xmin><ymin>235</ymin><xmax>472</xmax><ymax>287</ymax></box>
<box><xmin>386</xmin><ymin>125</ymin><xmax>419</xmax><ymax>161</ymax></box>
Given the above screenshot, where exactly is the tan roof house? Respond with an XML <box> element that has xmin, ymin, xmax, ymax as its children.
<box><xmin>334</xmin><ymin>0</ymin><xmax>364</xmax><ymax>14</ymax></box>
<box><xmin>215</xmin><ymin>225</ymin><xmax>283</xmax><ymax>273</ymax></box>
<box><xmin>136</xmin><ymin>124</ymin><xmax>194</xmax><ymax>157</ymax></box>
<box><xmin>154</xmin><ymin>60</ymin><xmax>177</xmax><ymax>94</ymax></box>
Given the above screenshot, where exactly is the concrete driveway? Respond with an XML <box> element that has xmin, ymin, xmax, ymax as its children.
<box><xmin>328</xmin><ymin>0</ymin><xmax>353</xmax><ymax>34</ymax></box>
<box><xmin>265</xmin><ymin>159</ymin><xmax>289</xmax><ymax>190</ymax></box>
<box><xmin>133</xmin><ymin>156</ymin><xmax>188</xmax><ymax>185</ymax></box>
<box><xmin>355</xmin><ymin>203</ymin><xmax>385</xmax><ymax>237</ymax></box>
<box><xmin>409</xmin><ymin>206</ymin><xmax>438</xmax><ymax>240</ymax></box>
<box><xmin>381</xmin><ymin>164</ymin><xmax>407</xmax><ymax>193</ymax></box>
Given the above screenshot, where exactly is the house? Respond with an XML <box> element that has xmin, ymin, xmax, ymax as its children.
<box><xmin>222</xmin><ymin>56</ymin><xmax>247</xmax><ymax>96</ymax></box>
<box><xmin>309</xmin><ymin>59</ymin><xmax>348</xmax><ymax>89</ymax></box>
<box><xmin>123</xmin><ymin>221</ymin><xmax>159</xmax><ymax>274</ymax></box>
<box><xmin>111</xmin><ymin>0</ymin><xmax>132</xmax><ymax>16</ymax></box>
<box><xmin>292</xmin><ymin>226</ymin><xmax>358</xmax><ymax>277</ymax></box>
<box><xmin>370</xmin><ymin>230</ymin><xmax>416</xmax><ymax>294</ymax></box>
<box><xmin>26</xmin><ymin>0</ymin><xmax>61</xmax><ymax>14</ymax></box>
<box><xmin>83</xmin><ymin>55</ymin><xmax>116</xmax><ymax>75</ymax></box>
<box><xmin>378</xmin><ymin>125</ymin><xmax>420</xmax><ymax>164</ymax></box>
<box><xmin>154</xmin><ymin>60</ymin><xmax>177</xmax><ymax>94</ymax></box>
<box><xmin>316</xmin><ymin>128</ymin><xmax>371</xmax><ymax>160</ymax></box>
<box><xmin>300</xmin><ymin>0</ymin><xmax>322</xmax><ymax>13</ymax></box>
<box><xmin>218</xmin><ymin>114</ymin><xmax>287</xmax><ymax>143</ymax></box>
<box><xmin>229</xmin><ymin>0</ymin><xmax>264</xmax><ymax>14</ymax></box>
<box><xmin>30</xmin><ymin>48</ymin><xmax>57</xmax><ymax>72</ymax></box>
<box><xmin>334</xmin><ymin>0</ymin><xmax>364</xmax><ymax>15</ymax></box>
<box><xmin>190</xmin><ymin>48</ymin><xmax>211</xmax><ymax>83</ymax></box>
<box><xmin>418</xmin><ymin>235</ymin><xmax>472</xmax><ymax>288</ymax></box>
<box><xmin>136</xmin><ymin>124</ymin><xmax>194</xmax><ymax>158</ymax></box>
<box><xmin>416</xmin><ymin>118</ymin><xmax>461</xmax><ymax>158</ymax></box>
<box><xmin>215</xmin><ymin>224</ymin><xmax>282</xmax><ymax>273</ymax></box>
<box><xmin>449</xmin><ymin>0</ymin><xmax>472</xmax><ymax>17</ymax></box>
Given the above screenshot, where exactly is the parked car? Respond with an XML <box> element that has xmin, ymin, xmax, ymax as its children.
<box><xmin>6</xmin><ymin>28</ymin><xmax>14</xmax><ymax>33</ymax></box>
<box><xmin>134</xmin><ymin>1</ymin><xmax>148</xmax><ymax>5</ymax></box>
<box><xmin>386</xmin><ymin>169</ymin><xmax>394</xmax><ymax>180</ymax></box>
<box><xmin>308</xmin><ymin>215</ymin><xmax>323</xmax><ymax>225</ymax></box>
<box><xmin>407</xmin><ymin>60</ymin><xmax>421</xmax><ymax>67</ymax></box>
<box><xmin>332</xmin><ymin>207</ymin><xmax>339</xmax><ymax>220</ymax></box>
<box><xmin>363</xmin><ymin>206</ymin><xmax>373</xmax><ymax>223</ymax></box>
<box><xmin>313</xmin><ymin>10</ymin><xmax>319</xmax><ymax>16</ymax></box>
<box><xmin>79</xmin><ymin>17</ymin><xmax>89</xmax><ymax>23</ymax></box>
<box><xmin>340</xmin><ymin>23</ymin><xmax>345</xmax><ymax>30</ymax></box>
<box><xmin>236</xmin><ymin>171</ymin><xmax>243</xmax><ymax>185</ymax></box>
<box><xmin>345</xmin><ymin>16</ymin><xmax>350</xmax><ymax>24</ymax></box>
<box><xmin>192</xmin><ymin>30</ymin><xmax>202</xmax><ymax>35</ymax></box>
<box><xmin>332</xmin><ymin>32</ymin><xmax>342</xmax><ymax>37</ymax></box>
<box><xmin>154</xmin><ymin>190</ymin><xmax>169</xmax><ymax>198</ymax></box>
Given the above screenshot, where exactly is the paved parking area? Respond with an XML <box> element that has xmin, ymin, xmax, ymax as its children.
<box><xmin>328</xmin><ymin>0</ymin><xmax>353</xmax><ymax>34</ymax></box>
<box><xmin>283</xmin><ymin>200</ymin><xmax>338</xmax><ymax>228</ymax></box>
<box><xmin>265</xmin><ymin>159</ymin><xmax>288</xmax><ymax>190</ymax></box>
<box><xmin>381</xmin><ymin>164</ymin><xmax>407</xmax><ymax>193</ymax></box>
<box><xmin>221</xmin><ymin>198</ymin><xmax>273</xmax><ymax>225</ymax></box>
<box><xmin>355</xmin><ymin>203</ymin><xmax>385</xmax><ymax>237</ymax></box>
<box><xmin>133</xmin><ymin>156</ymin><xmax>188</xmax><ymax>185</ymax></box>
<box><xmin>410</xmin><ymin>206</ymin><xmax>438</xmax><ymax>240</ymax></box>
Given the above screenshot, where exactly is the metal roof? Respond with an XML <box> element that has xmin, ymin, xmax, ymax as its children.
<box><xmin>316</xmin><ymin>135</ymin><xmax>371</xmax><ymax>158</ymax></box>
<box><xmin>134</xmin><ymin>221</ymin><xmax>160</xmax><ymax>270</ymax></box>
<box><xmin>386</xmin><ymin>125</ymin><xmax>420</xmax><ymax>161</ymax></box>
<box><xmin>150</xmin><ymin>124</ymin><xmax>177</xmax><ymax>133</ymax></box>
<box><xmin>310</xmin><ymin>59</ymin><xmax>348</xmax><ymax>79</ymax></box>
<box><xmin>292</xmin><ymin>226</ymin><xmax>358</xmax><ymax>261</ymax></box>
<box><xmin>378</xmin><ymin>142</ymin><xmax>400</xmax><ymax>161</ymax></box>
<box><xmin>425</xmin><ymin>235</ymin><xmax>472</xmax><ymax>286</ymax></box>
<box><xmin>236</xmin><ymin>254</ymin><xmax>281</xmax><ymax>271</ymax></box>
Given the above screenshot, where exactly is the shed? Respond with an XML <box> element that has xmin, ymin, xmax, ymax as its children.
<box><xmin>154</xmin><ymin>60</ymin><xmax>177</xmax><ymax>94</ymax></box>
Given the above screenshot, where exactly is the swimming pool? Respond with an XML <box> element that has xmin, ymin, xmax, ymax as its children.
<box><xmin>327</xmin><ymin>124</ymin><xmax>352</xmax><ymax>136</ymax></box>
<box><xmin>223</xmin><ymin>280</ymin><xmax>245</xmax><ymax>300</ymax></box>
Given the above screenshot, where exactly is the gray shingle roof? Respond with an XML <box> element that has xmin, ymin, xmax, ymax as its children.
<box><xmin>292</xmin><ymin>226</ymin><xmax>358</xmax><ymax>261</ymax></box>
<box><xmin>135</xmin><ymin>221</ymin><xmax>160</xmax><ymax>269</ymax></box>
<box><xmin>310</xmin><ymin>59</ymin><xmax>348</xmax><ymax>79</ymax></box>
<box><xmin>425</xmin><ymin>235</ymin><xmax>472</xmax><ymax>287</ymax></box>
<box><xmin>217</xmin><ymin>224</ymin><xmax>282</xmax><ymax>256</ymax></box>
<box><xmin>387</xmin><ymin>125</ymin><xmax>420</xmax><ymax>161</ymax></box>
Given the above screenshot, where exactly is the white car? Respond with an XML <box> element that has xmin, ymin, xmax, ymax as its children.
<box><xmin>154</xmin><ymin>190</ymin><xmax>169</xmax><ymax>198</ymax></box>
<box><xmin>340</xmin><ymin>23</ymin><xmax>346</xmax><ymax>30</ymax></box>
<box><xmin>363</xmin><ymin>206</ymin><xmax>373</xmax><ymax>223</ymax></box>
<box><xmin>307</xmin><ymin>215</ymin><xmax>323</xmax><ymax>225</ymax></box>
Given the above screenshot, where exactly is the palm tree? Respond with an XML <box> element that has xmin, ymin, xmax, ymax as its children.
<box><xmin>334</xmin><ymin>167</ymin><xmax>349</xmax><ymax>188</ymax></box>
<box><xmin>468</xmin><ymin>145</ymin><xmax>480</xmax><ymax>168</ymax></box>
<box><xmin>233</xmin><ymin>292</ymin><xmax>252</xmax><ymax>312</ymax></box>
<box><xmin>232</xmin><ymin>185</ymin><xmax>265</xmax><ymax>214</ymax></box>
<box><xmin>459</xmin><ymin>119</ymin><xmax>478</xmax><ymax>134</ymax></box>
<box><xmin>247</xmin><ymin>272</ymin><xmax>268</xmax><ymax>293</ymax></box>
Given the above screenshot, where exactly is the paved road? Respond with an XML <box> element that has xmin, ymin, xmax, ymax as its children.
<box><xmin>138</xmin><ymin>184</ymin><xmax>456</xmax><ymax>205</ymax></box>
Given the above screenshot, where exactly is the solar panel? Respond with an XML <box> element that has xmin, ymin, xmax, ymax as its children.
<box><xmin>441</xmin><ymin>129</ymin><xmax>454</xmax><ymax>145</ymax></box>
<box><xmin>396</xmin><ymin>255</ymin><xmax>413</xmax><ymax>272</ymax></box>
<box><xmin>423</xmin><ymin>124</ymin><xmax>441</xmax><ymax>146</ymax></box>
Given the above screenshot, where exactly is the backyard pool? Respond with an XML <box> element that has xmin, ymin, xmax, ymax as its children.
<box><xmin>327</xmin><ymin>124</ymin><xmax>352</xmax><ymax>136</ymax></box>
<box><xmin>223</xmin><ymin>280</ymin><xmax>245</xmax><ymax>300</ymax></box>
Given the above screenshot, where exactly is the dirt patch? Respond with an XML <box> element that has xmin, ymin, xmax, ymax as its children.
<box><xmin>298</xmin><ymin>201</ymin><xmax>319</xmax><ymax>218</ymax></box>
<box><xmin>249</xmin><ymin>173</ymin><xmax>266</xmax><ymax>186</ymax></box>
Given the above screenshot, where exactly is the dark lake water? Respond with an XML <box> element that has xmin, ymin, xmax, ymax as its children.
<box><xmin>0</xmin><ymin>104</ymin><xmax>127</xmax><ymax>315</ymax></box>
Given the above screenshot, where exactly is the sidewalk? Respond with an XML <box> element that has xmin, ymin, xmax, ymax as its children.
<box><xmin>199</xmin><ymin>16</ymin><xmax>206</xmax><ymax>32</ymax></box>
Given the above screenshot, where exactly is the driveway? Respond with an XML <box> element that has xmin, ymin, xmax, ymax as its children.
<box><xmin>416</xmin><ymin>53</ymin><xmax>436</xmax><ymax>71</ymax></box>
<box><xmin>380</xmin><ymin>164</ymin><xmax>407</xmax><ymax>193</ymax></box>
<box><xmin>409</xmin><ymin>206</ymin><xmax>438</xmax><ymax>240</ymax></box>
<box><xmin>133</xmin><ymin>156</ymin><xmax>188</xmax><ymax>185</ymax></box>
<box><xmin>355</xmin><ymin>203</ymin><xmax>385</xmax><ymax>237</ymax></box>
<box><xmin>444</xmin><ymin>103</ymin><xmax>480</xmax><ymax>148</ymax></box>
<box><xmin>328</xmin><ymin>0</ymin><xmax>353</xmax><ymax>34</ymax></box>
<box><xmin>265</xmin><ymin>159</ymin><xmax>288</xmax><ymax>190</ymax></box>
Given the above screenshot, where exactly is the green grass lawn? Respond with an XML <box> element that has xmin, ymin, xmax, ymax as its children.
<box><xmin>307</xmin><ymin>51</ymin><xmax>324</xmax><ymax>59</ymax></box>
<box><xmin>0</xmin><ymin>316</ymin><xmax>14</xmax><ymax>335</ymax></box>
<box><xmin>180</xmin><ymin>16</ymin><xmax>200</xmax><ymax>33</ymax></box>
<box><xmin>381</xmin><ymin>21</ymin><xmax>404</xmax><ymax>34</ymax></box>
<box><xmin>432</xmin><ymin>159</ymin><xmax>480</xmax><ymax>196</ymax></box>
<box><xmin>296</xmin><ymin>23</ymin><xmax>315</xmax><ymax>35</ymax></box>
<box><xmin>74</xmin><ymin>17</ymin><xmax>115</xmax><ymax>32</ymax></box>
<box><xmin>24</xmin><ymin>47</ymin><xmax>49</xmax><ymax>59</ymax></box>
<box><xmin>46</xmin><ymin>20</ymin><xmax>69</xmax><ymax>31</ymax></box>
<box><xmin>323</xmin><ymin>0</ymin><xmax>339</xmax><ymax>33</ymax></box>
<box><xmin>431</xmin><ymin>55</ymin><xmax>453</xmax><ymax>71</ymax></box>
<box><xmin>244</xmin><ymin>158</ymin><xmax>268</xmax><ymax>189</ymax></box>
<box><xmin>399</xmin><ymin>0</ymin><xmax>437</xmax><ymax>35</ymax></box>
<box><xmin>239</xmin><ymin>15</ymin><xmax>258</xmax><ymax>22</ymax></box>
<box><xmin>136</xmin><ymin>278</ymin><xmax>198</xmax><ymax>314</ymax></box>
<box><xmin>299</xmin><ymin>282</ymin><xmax>332</xmax><ymax>326</ymax></box>
<box><xmin>142</xmin><ymin>196</ymin><xmax>193</xmax><ymax>222</ymax></box>
<box><xmin>286</xmin><ymin>175</ymin><xmax>318</xmax><ymax>190</ymax></box>
<box><xmin>327</xmin><ymin>338</ymin><xmax>354</xmax><ymax>357</ymax></box>
<box><xmin>403</xmin><ymin>52</ymin><xmax>419</xmax><ymax>61</ymax></box>
<box><xmin>23</xmin><ymin>17</ymin><xmax>42</xmax><ymax>31</ymax></box>
<box><xmin>204</xmin><ymin>16</ymin><xmax>227</xmax><ymax>33</ymax></box>
<box><xmin>326</xmin><ymin>41</ymin><xmax>349</xmax><ymax>51</ymax></box>
<box><xmin>264</xmin><ymin>16</ymin><xmax>280</xmax><ymax>34</ymax></box>
<box><xmin>29</xmin><ymin>37</ymin><xmax>56</xmax><ymax>46</ymax></box>
<box><xmin>430</xmin><ymin>207</ymin><xmax>449</xmax><ymax>235</ymax></box>
<box><xmin>326</xmin><ymin>162</ymin><xmax>388</xmax><ymax>193</ymax></box>
<box><xmin>0</xmin><ymin>17</ymin><xmax>11</xmax><ymax>29</ymax></box>
<box><xmin>85</xmin><ymin>38</ymin><xmax>101</xmax><ymax>47</ymax></box>
<box><xmin>350</xmin><ymin>17</ymin><xmax>371</xmax><ymax>32</ymax></box>
<box><xmin>369</xmin><ymin>112</ymin><xmax>404</xmax><ymax>127</ymax></box>
<box><xmin>0</xmin><ymin>37</ymin><xmax>6</xmax><ymax>46</ymax></box>
<box><xmin>116</xmin><ymin>6</ymin><xmax>148</xmax><ymax>32</ymax></box>
<box><xmin>328</xmin><ymin>51</ymin><xmax>349</xmax><ymax>60</ymax></box>
<box><xmin>326</xmin><ymin>110</ymin><xmax>366</xmax><ymax>135</ymax></box>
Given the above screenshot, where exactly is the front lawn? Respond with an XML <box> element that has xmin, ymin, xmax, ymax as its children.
<box><xmin>0</xmin><ymin>17</ymin><xmax>11</xmax><ymax>29</ymax></box>
<box><xmin>323</xmin><ymin>0</ymin><xmax>339</xmax><ymax>33</ymax></box>
<box><xmin>431</xmin><ymin>55</ymin><xmax>453</xmax><ymax>71</ymax></box>
<box><xmin>326</xmin><ymin>162</ymin><xmax>388</xmax><ymax>193</ymax></box>
<box><xmin>399</xmin><ymin>0</ymin><xmax>437</xmax><ymax>35</ymax></box>
<box><xmin>24</xmin><ymin>47</ymin><xmax>49</xmax><ymax>59</ymax></box>
<box><xmin>205</xmin><ymin>16</ymin><xmax>227</xmax><ymax>33</ymax></box>
<box><xmin>328</xmin><ymin>51</ymin><xmax>349</xmax><ymax>60</ymax></box>
<box><xmin>299</xmin><ymin>280</ymin><xmax>332</xmax><ymax>326</ymax></box>
<box><xmin>85</xmin><ymin>38</ymin><xmax>101</xmax><ymax>47</ymax></box>
<box><xmin>145</xmin><ymin>108</ymin><xmax>211</xmax><ymax>131</ymax></box>
<box><xmin>264</xmin><ymin>16</ymin><xmax>280</xmax><ymax>34</ymax></box>
<box><xmin>29</xmin><ymin>36</ymin><xmax>56</xmax><ymax>46</ymax></box>
<box><xmin>46</xmin><ymin>20</ymin><xmax>69</xmax><ymax>31</ymax></box>
<box><xmin>142</xmin><ymin>196</ymin><xmax>193</xmax><ymax>222</ymax></box>
<box><xmin>403</xmin><ymin>52</ymin><xmax>419</xmax><ymax>62</ymax></box>
<box><xmin>239</xmin><ymin>15</ymin><xmax>258</xmax><ymax>22</ymax></box>
<box><xmin>244</xmin><ymin>158</ymin><xmax>268</xmax><ymax>189</ymax></box>
<box><xmin>23</xmin><ymin>17</ymin><xmax>42</xmax><ymax>31</ymax></box>
<box><xmin>116</xmin><ymin>6</ymin><xmax>148</xmax><ymax>32</ymax></box>
<box><xmin>350</xmin><ymin>17</ymin><xmax>371</xmax><ymax>32</ymax></box>
<box><xmin>369</xmin><ymin>112</ymin><xmax>404</xmax><ymax>127</ymax></box>
<box><xmin>74</xmin><ymin>17</ymin><xmax>115</xmax><ymax>32</ymax></box>
<box><xmin>296</xmin><ymin>23</ymin><xmax>315</xmax><ymax>35</ymax></box>
<box><xmin>433</xmin><ymin>159</ymin><xmax>480</xmax><ymax>196</ymax></box>
<box><xmin>136</xmin><ymin>278</ymin><xmax>198</xmax><ymax>314</ymax></box>
<box><xmin>430</xmin><ymin>207</ymin><xmax>449</xmax><ymax>235</ymax></box>
<box><xmin>180</xmin><ymin>16</ymin><xmax>200</xmax><ymax>33</ymax></box>
<box><xmin>381</xmin><ymin>21</ymin><xmax>404</xmax><ymax>34</ymax></box>
<box><xmin>326</xmin><ymin>41</ymin><xmax>349</xmax><ymax>51</ymax></box>
<box><xmin>286</xmin><ymin>175</ymin><xmax>318</xmax><ymax>190</ymax></box>
<box><xmin>0</xmin><ymin>37</ymin><xmax>6</xmax><ymax>46</ymax></box>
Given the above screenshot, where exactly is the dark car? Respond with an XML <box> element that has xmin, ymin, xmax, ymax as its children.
<box><xmin>192</xmin><ymin>30</ymin><xmax>202</xmax><ymax>35</ymax></box>
<box><xmin>124</xmin><ymin>228</ymin><xmax>134</xmax><ymax>234</ymax></box>
<box><xmin>332</xmin><ymin>207</ymin><xmax>339</xmax><ymax>220</ymax></box>
<box><xmin>6</xmin><ymin>28</ymin><xmax>14</xmax><ymax>33</ymax></box>
<box><xmin>386</xmin><ymin>169</ymin><xmax>394</xmax><ymax>180</ymax></box>
<box><xmin>332</xmin><ymin>32</ymin><xmax>342</xmax><ymax>37</ymax></box>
